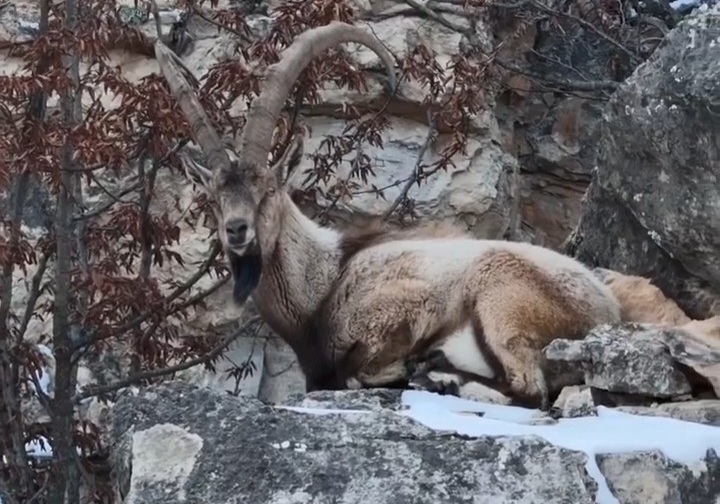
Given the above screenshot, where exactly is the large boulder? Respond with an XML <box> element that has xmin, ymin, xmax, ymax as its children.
<box><xmin>566</xmin><ymin>3</ymin><xmax>720</xmax><ymax>318</ymax></box>
<box><xmin>111</xmin><ymin>381</ymin><xmax>720</xmax><ymax>504</ymax></box>
<box><xmin>545</xmin><ymin>322</ymin><xmax>720</xmax><ymax>402</ymax></box>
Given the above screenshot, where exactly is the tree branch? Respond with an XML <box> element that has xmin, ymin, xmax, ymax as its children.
<box><xmin>71</xmin><ymin>240</ymin><xmax>224</xmax><ymax>350</ymax></box>
<box><xmin>73</xmin><ymin>321</ymin><xmax>250</xmax><ymax>403</ymax></box>
<box><xmin>17</xmin><ymin>253</ymin><xmax>50</xmax><ymax>340</ymax></box>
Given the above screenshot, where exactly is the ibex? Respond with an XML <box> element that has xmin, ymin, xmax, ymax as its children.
<box><xmin>154</xmin><ymin>21</ymin><xmax>622</xmax><ymax>410</ymax></box>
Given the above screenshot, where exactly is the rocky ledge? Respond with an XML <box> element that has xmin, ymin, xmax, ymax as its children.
<box><xmin>112</xmin><ymin>379</ymin><xmax>720</xmax><ymax>504</ymax></box>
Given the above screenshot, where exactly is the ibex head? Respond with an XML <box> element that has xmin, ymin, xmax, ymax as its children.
<box><xmin>179</xmin><ymin>136</ymin><xmax>303</xmax><ymax>258</ymax></box>
<box><xmin>155</xmin><ymin>22</ymin><xmax>397</xmax><ymax>304</ymax></box>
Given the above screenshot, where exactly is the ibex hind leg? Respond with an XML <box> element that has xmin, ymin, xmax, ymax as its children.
<box><xmin>406</xmin><ymin>350</ymin><xmax>514</xmax><ymax>405</ymax></box>
<box><xmin>404</xmin><ymin>349</ymin><xmax>458</xmax><ymax>394</ymax></box>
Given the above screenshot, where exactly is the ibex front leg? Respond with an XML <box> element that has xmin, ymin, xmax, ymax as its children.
<box><xmin>338</xmin><ymin>283</ymin><xmax>436</xmax><ymax>389</ymax></box>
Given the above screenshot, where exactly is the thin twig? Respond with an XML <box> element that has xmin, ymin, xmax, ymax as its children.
<box><xmin>71</xmin><ymin>240</ymin><xmax>224</xmax><ymax>350</ymax></box>
<box><xmin>17</xmin><ymin>253</ymin><xmax>50</xmax><ymax>340</ymax></box>
<box><xmin>72</xmin><ymin>323</ymin><xmax>247</xmax><ymax>403</ymax></box>
<box><xmin>383</xmin><ymin>111</ymin><xmax>437</xmax><ymax>219</ymax></box>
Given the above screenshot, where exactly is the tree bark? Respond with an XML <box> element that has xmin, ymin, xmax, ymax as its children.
<box><xmin>48</xmin><ymin>0</ymin><xmax>83</xmax><ymax>500</ymax></box>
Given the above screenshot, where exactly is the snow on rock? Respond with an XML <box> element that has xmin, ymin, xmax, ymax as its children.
<box><xmin>25</xmin><ymin>437</ymin><xmax>53</xmax><ymax>460</ymax></box>
<box><xmin>112</xmin><ymin>381</ymin><xmax>720</xmax><ymax>504</ymax></box>
<box><xmin>400</xmin><ymin>390</ymin><xmax>720</xmax><ymax>504</ymax></box>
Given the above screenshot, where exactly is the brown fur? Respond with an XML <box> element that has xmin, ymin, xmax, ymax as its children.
<box><xmin>337</xmin><ymin>219</ymin><xmax>469</xmax><ymax>268</ymax></box>
<box><xmin>595</xmin><ymin>268</ymin><xmax>692</xmax><ymax>326</ymax></box>
<box><xmin>307</xmin><ymin>246</ymin><xmax>616</xmax><ymax>409</ymax></box>
<box><xmin>679</xmin><ymin>316</ymin><xmax>720</xmax><ymax>342</ymax></box>
<box><xmin>466</xmin><ymin>251</ymin><xmax>602</xmax><ymax>405</ymax></box>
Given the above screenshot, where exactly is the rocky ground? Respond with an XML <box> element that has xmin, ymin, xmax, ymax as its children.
<box><xmin>113</xmin><ymin>380</ymin><xmax>720</xmax><ymax>504</ymax></box>
<box><xmin>108</xmin><ymin>319</ymin><xmax>720</xmax><ymax>504</ymax></box>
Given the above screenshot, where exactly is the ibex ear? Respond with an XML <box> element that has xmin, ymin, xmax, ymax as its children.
<box><xmin>179</xmin><ymin>152</ymin><xmax>213</xmax><ymax>190</ymax></box>
<box><xmin>270</xmin><ymin>134</ymin><xmax>304</xmax><ymax>188</ymax></box>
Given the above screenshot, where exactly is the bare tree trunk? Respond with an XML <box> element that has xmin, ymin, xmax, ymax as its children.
<box><xmin>48</xmin><ymin>0</ymin><xmax>82</xmax><ymax>501</ymax></box>
<box><xmin>0</xmin><ymin>0</ymin><xmax>52</xmax><ymax>498</ymax></box>
<box><xmin>0</xmin><ymin>174</ymin><xmax>32</xmax><ymax>501</ymax></box>
<box><xmin>257</xmin><ymin>334</ymin><xmax>306</xmax><ymax>404</ymax></box>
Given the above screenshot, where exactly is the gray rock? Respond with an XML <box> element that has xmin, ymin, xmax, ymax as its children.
<box><xmin>112</xmin><ymin>381</ymin><xmax>601</xmax><ymax>504</ymax></box>
<box><xmin>552</xmin><ymin>385</ymin><xmax>598</xmax><ymax>418</ymax></box>
<box><xmin>597</xmin><ymin>449</ymin><xmax>720</xmax><ymax>504</ymax></box>
<box><xmin>111</xmin><ymin>381</ymin><xmax>720</xmax><ymax>504</ymax></box>
<box><xmin>544</xmin><ymin>324</ymin><xmax>693</xmax><ymax>398</ymax></box>
<box><xmin>617</xmin><ymin>400</ymin><xmax>720</xmax><ymax>427</ymax></box>
<box><xmin>567</xmin><ymin>4</ymin><xmax>720</xmax><ymax>319</ymax></box>
<box><xmin>283</xmin><ymin>388</ymin><xmax>406</xmax><ymax>411</ymax></box>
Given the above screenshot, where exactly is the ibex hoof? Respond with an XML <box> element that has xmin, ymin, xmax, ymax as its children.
<box><xmin>404</xmin><ymin>355</ymin><xmax>422</xmax><ymax>376</ymax></box>
<box><xmin>405</xmin><ymin>349</ymin><xmax>453</xmax><ymax>378</ymax></box>
<box><xmin>409</xmin><ymin>371</ymin><xmax>461</xmax><ymax>397</ymax></box>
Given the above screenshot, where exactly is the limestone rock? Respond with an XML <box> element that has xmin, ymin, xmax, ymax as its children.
<box><xmin>552</xmin><ymin>385</ymin><xmax>598</xmax><ymax>418</ymax></box>
<box><xmin>597</xmin><ymin>450</ymin><xmax>720</xmax><ymax>504</ymax></box>
<box><xmin>293</xmin><ymin>118</ymin><xmax>519</xmax><ymax>238</ymax></box>
<box><xmin>112</xmin><ymin>381</ymin><xmax>720</xmax><ymax>504</ymax></box>
<box><xmin>567</xmin><ymin>3</ymin><xmax>720</xmax><ymax>318</ymax></box>
<box><xmin>283</xmin><ymin>388</ymin><xmax>406</xmax><ymax>412</ymax></box>
<box><xmin>257</xmin><ymin>334</ymin><xmax>308</xmax><ymax>404</ymax></box>
<box><xmin>112</xmin><ymin>381</ymin><xmax>600</xmax><ymax>504</ymax></box>
<box><xmin>617</xmin><ymin>400</ymin><xmax>720</xmax><ymax>427</ymax></box>
<box><xmin>544</xmin><ymin>324</ymin><xmax>693</xmax><ymax>398</ymax></box>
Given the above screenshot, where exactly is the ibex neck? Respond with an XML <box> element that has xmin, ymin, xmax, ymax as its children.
<box><xmin>252</xmin><ymin>192</ymin><xmax>341</xmax><ymax>344</ymax></box>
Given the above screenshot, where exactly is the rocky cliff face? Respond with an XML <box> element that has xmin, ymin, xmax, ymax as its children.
<box><xmin>566</xmin><ymin>1</ymin><xmax>720</xmax><ymax>320</ymax></box>
<box><xmin>1</xmin><ymin>0</ymin><xmax>683</xmax><ymax>247</ymax></box>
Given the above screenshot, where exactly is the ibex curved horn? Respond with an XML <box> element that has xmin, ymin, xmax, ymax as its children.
<box><xmin>237</xmin><ymin>21</ymin><xmax>398</xmax><ymax>169</ymax></box>
<box><xmin>155</xmin><ymin>21</ymin><xmax>397</xmax><ymax>170</ymax></box>
<box><xmin>155</xmin><ymin>42</ymin><xmax>232</xmax><ymax>172</ymax></box>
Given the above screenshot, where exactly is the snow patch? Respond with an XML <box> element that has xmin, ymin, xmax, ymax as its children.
<box><xmin>400</xmin><ymin>390</ymin><xmax>720</xmax><ymax>504</ymax></box>
<box><xmin>280</xmin><ymin>391</ymin><xmax>720</xmax><ymax>504</ymax></box>
<box><xmin>276</xmin><ymin>405</ymin><xmax>371</xmax><ymax>415</ymax></box>
<box><xmin>670</xmin><ymin>0</ymin><xmax>701</xmax><ymax>8</ymax></box>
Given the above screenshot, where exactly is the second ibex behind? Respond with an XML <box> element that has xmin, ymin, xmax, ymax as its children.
<box><xmin>154</xmin><ymin>21</ymin><xmax>622</xmax><ymax>410</ymax></box>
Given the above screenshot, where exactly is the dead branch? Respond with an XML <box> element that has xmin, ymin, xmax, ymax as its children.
<box><xmin>72</xmin><ymin>321</ymin><xmax>251</xmax><ymax>403</ymax></box>
<box><xmin>17</xmin><ymin>253</ymin><xmax>51</xmax><ymax>339</ymax></box>
<box><xmin>383</xmin><ymin>111</ymin><xmax>437</xmax><ymax>219</ymax></box>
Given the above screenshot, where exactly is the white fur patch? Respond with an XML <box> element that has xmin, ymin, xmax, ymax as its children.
<box><xmin>426</xmin><ymin>370</ymin><xmax>461</xmax><ymax>385</ymax></box>
<box><xmin>421</xmin><ymin>371</ymin><xmax>511</xmax><ymax>405</ymax></box>
<box><xmin>435</xmin><ymin>325</ymin><xmax>496</xmax><ymax>379</ymax></box>
<box><xmin>362</xmin><ymin>238</ymin><xmax>599</xmax><ymax>278</ymax></box>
